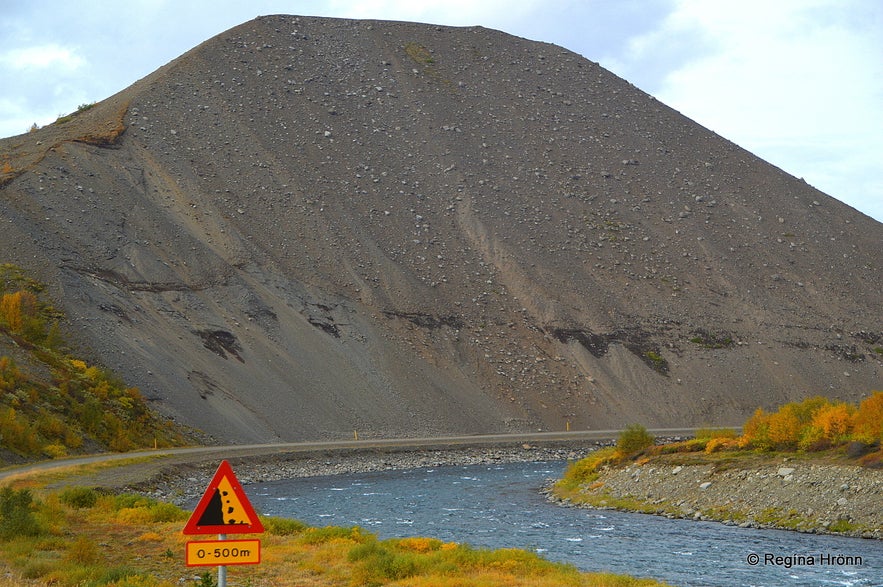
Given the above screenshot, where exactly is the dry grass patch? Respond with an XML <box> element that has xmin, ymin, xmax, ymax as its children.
<box><xmin>0</xmin><ymin>482</ymin><xmax>672</xmax><ymax>587</ymax></box>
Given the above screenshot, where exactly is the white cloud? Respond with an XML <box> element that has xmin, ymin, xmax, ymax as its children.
<box><xmin>0</xmin><ymin>44</ymin><xmax>86</xmax><ymax>70</ymax></box>
<box><xmin>609</xmin><ymin>0</ymin><xmax>883</xmax><ymax>219</ymax></box>
<box><xmin>0</xmin><ymin>0</ymin><xmax>880</xmax><ymax>221</ymax></box>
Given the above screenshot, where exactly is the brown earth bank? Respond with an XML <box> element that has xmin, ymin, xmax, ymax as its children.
<box><xmin>546</xmin><ymin>455</ymin><xmax>883</xmax><ymax>540</ymax></box>
<box><xmin>0</xmin><ymin>15</ymin><xmax>880</xmax><ymax>444</ymax></box>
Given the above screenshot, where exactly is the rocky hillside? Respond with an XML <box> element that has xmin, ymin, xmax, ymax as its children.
<box><xmin>0</xmin><ymin>15</ymin><xmax>880</xmax><ymax>443</ymax></box>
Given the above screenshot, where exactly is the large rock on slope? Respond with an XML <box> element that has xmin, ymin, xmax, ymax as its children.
<box><xmin>0</xmin><ymin>15</ymin><xmax>880</xmax><ymax>442</ymax></box>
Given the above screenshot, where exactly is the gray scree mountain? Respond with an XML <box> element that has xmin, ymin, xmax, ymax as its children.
<box><xmin>1</xmin><ymin>16</ymin><xmax>880</xmax><ymax>443</ymax></box>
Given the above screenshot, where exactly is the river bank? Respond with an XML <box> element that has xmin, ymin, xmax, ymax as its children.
<box><xmin>46</xmin><ymin>438</ymin><xmax>882</xmax><ymax>542</ymax></box>
<box><xmin>545</xmin><ymin>455</ymin><xmax>882</xmax><ymax>540</ymax></box>
<box><xmin>121</xmin><ymin>443</ymin><xmax>601</xmax><ymax>506</ymax></box>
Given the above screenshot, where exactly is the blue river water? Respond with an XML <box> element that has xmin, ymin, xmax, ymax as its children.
<box><xmin>246</xmin><ymin>461</ymin><xmax>882</xmax><ymax>587</ymax></box>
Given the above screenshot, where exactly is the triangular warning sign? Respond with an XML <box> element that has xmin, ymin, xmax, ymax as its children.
<box><xmin>183</xmin><ymin>460</ymin><xmax>265</xmax><ymax>535</ymax></box>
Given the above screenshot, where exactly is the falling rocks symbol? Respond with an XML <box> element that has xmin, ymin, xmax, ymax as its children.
<box><xmin>197</xmin><ymin>488</ymin><xmax>227</xmax><ymax>526</ymax></box>
<box><xmin>183</xmin><ymin>460</ymin><xmax>265</xmax><ymax>535</ymax></box>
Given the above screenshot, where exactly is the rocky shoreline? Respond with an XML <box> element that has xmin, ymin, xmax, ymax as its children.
<box><xmin>124</xmin><ymin>443</ymin><xmax>881</xmax><ymax>541</ymax></box>
<box><xmin>133</xmin><ymin>443</ymin><xmax>598</xmax><ymax>506</ymax></box>
<box><xmin>545</xmin><ymin>458</ymin><xmax>882</xmax><ymax>540</ymax></box>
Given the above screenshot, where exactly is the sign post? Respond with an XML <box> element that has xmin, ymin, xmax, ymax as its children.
<box><xmin>218</xmin><ymin>535</ymin><xmax>226</xmax><ymax>587</ymax></box>
<box><xmin>183</xmin><ymin>460</ymin><xmax>264</xmax><ymax>586</ymax></box>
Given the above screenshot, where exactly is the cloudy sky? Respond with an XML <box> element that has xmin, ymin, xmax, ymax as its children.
<box><xmin>2</xmin><ymin>0</ymin><xmax>881</xmax><ymax>222</ymax></box>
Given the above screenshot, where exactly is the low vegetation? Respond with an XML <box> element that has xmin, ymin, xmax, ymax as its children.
<box><xmin>738</xmin><ymin>394</ymin><xmax>883</xmax><ymax>458</ymax></box>
<box><xmin>554</xmin><ymin>392</ymin><xmax>883</xmax><ymax>509</ymax></box>
<box><xmin>53</xmin><ymin>102</ymin><xmax>96</xmax><ymax>125</ymax></box>
<box><xmin>0</xmin><ymin>482</ymin><xmax>671</xmax><ymax>586</ymax></box>
<box><xmin>0</xmin><ymin>264</ymin><xmax>189</xmax><ymax>462</ymax></box>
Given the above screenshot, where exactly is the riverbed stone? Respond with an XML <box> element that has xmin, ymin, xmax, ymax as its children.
<box><xmin>555</xmin><ymin>458</ymin><xmax>883</xmax><ymax>540</ymax></box>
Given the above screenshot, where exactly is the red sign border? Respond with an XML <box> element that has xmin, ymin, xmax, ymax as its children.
<box><xmin>182</xmin><ymin>460</ymin><xmax>265</xmax><ymax>535</ymax></box>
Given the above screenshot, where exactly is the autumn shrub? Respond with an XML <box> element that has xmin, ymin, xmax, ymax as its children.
<box><xmin>0</xmin><ymin>356</ymin><xmax>21</xmax><ymax>394</ymax></box>
<box><xmin>264</xmin><ymin>515</ymin><xmax>307</xmax><ymax>536</ymax></box>
<box><xmin>813</xmin><ymin>402</ymin><xmax>855</xmax><ymax>439</ymax></box>
<box><xmin>766</xmin><ymin>406</ymin><xmax>803</xmax><ymax>450</ymax></box>
<box><xmin>59</xmin><ymin>487</ymin><xmax>99</xmax><ymax>509</ymax></box>
<box><xmin>397</xmin><ymin>536</ymin><xmax>443</xmax><ymax>553</ymax></box>
<box><xmin>301</xmin><ymin>525</ymin><xmax>371</xmax><ymax>545</ymax></box>
<box><xmin>853</xmin><ymin>391</ymin><xmax>883</xmax><ymax>444</ymax></box>
<box><xmin>651</xmin><ymin>438</ymin><xmax>707</xmax><ymax>454</ymax></box>
<box><xmin>616</xmin><ymin>424</ymin><xmax>655</xmax><ymax>456</ymax></box>
<box><xmin>63</xmin><ymin>536</ymin><xmax>100</xmax><ymax>565</ymax></box>
<box><xmin>556</xmin><ymin>447</ymin><xmax>619</xmax><ymax>491</ymax></box>
<box><xmin>0</xmin><ymin>407</ymin><xmax>41</xmax><ymax>454</ymax></box>
<box><xmin>0</xmin><ymin>290</ymin><xmax>53</xmax><ymax>345</ymax></box>
<box><xmin>797</xmin><ymin>425</ymin><xmax>829</xmax><ymax>452</ymax></box>
<box><xmin>739</xmin><ymin>408</ymin><xmax>771</xmax><ymax>449</ymax></box>
<box><xmin>738</xmin><ymin>392</ymin><xmax>882</xmax><ymax>455</ymax></box>
<box><xmin>112</xmin><ymin>497</ymin><xmax>186</xmax><ymax>525</ymax></box>
<box><xmin>704</xmin><ymin>436</ymin><xmax>734</xmax><ymax>454</ymax></box>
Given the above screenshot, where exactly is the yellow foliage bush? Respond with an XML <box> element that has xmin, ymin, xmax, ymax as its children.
<box><xmin>739</xmin><ymin>408</ymin><xmax>771</xmax><ymax>449</ymax></box>
<box><xmin>704</xmin><ymin>437</ymin><xmax>732</xmax><ymax>454</ymax></box>
<box><xmin>397</xmin><ymin>537</ymin><xmax>442</xmax><ymax>553</ymax></box>
<box><xmin>853</xmin><ymin>391</ymin><xmax>883</xmax><ymax>444</ymax></box>
<box><xmin>811</xmin><ymin>402</ymin><xmax>855</xmax><ymax>442</ymax></box>
<box><xmin>0</xmin><ymin>290</ymin><xmax>40</xmax><ymax>336</ymax></box>
<box><xmin>739</xmin><ymin>393</ymin><xmax>881</xmax><ymax>453</ymax></box>
<box><xmin>767</xmin><ymin>408</ymin><xmax>802</xmax><ymax>450</ymax></box>
<box><xmin>64</xmin><ymin>536</ymin><xmax>101</xmax><ymax>565</ymax></box>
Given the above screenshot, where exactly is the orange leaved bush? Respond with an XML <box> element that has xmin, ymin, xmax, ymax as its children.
<box><xmin>739</xmin><ymin>392</ymin><xmax>882</xmax><ymax>451</ymax></box>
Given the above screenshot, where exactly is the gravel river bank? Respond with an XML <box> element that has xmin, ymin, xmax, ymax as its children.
<box><xmin>43</xmin><ymin>439</ymin><xmax>881</xmax><ymax>541</ymax></box>
<box><xmin>546</xmin><ymin>458</ymin><xmax>883</xmax><ymax>540</ymax></box>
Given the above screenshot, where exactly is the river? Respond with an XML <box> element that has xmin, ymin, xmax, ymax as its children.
<box><xmin>246</xmin><ymin>461</ymin><xmax>881</xmax><ymax>587</ymax></box>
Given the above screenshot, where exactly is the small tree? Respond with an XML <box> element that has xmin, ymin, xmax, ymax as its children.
<box><xmin>811</xmin><ymin>402</ymin><xmax>855</xmax><ymax>445</ymax></box>
<box><xmin>616</xmin><ymin>424</ymin><xmax>654</xmax><ymax>456</ymax></box>
<box><xmin>0</xmin><ymin>487</ymin><xmax>42</xmax><ymax>539</ymax></box>
<box><xmin>854</xmin><ymin>391</ymin><xmax>883</xmax><ymax>445</ymax></box>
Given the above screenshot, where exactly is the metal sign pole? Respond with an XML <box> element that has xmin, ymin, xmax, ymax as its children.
<box><xmin>217</xmin><ymin>534</ymin><xmax>227</xmax><ymax>587</ymax></box>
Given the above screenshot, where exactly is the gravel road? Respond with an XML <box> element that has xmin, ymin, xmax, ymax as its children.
<box><xmin>2</xmin><ymin>429</ymin><xmax>678</xmax><ymax>492</ymax></box>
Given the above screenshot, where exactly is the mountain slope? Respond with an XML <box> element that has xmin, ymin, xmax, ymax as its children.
<box><xmin>1</xmin><ymin>15</ymin><xmax>880</xmax><ymax>443</ymax></box>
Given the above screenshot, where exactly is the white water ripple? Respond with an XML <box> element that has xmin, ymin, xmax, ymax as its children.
<box><xmin>246</xmin><ymin>461</ymin><xmax>881</xmax><ymax>587</ymax></box>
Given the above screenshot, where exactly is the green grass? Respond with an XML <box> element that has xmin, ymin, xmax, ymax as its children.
<box><xmin>0</xmin><ymin>480</ymin><xmax>674</xmax><ymax>587</ymax></box>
